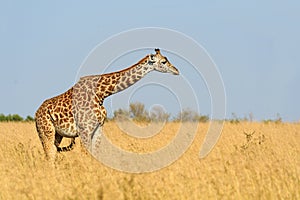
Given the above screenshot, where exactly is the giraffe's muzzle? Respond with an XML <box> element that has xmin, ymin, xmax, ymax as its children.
<box><xmin>171</xmin><ymin>66</ymin><xmax>180</xmax><ymax>75</ymax></box>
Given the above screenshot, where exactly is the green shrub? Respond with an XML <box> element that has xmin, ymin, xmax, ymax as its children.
<box><xmin>0</xmin><ymin>113</ymin><xmax>34</xmax><ymax>122</ymax></box>
<box><xmin>25</xmin><ymin>115</ymin><xmax>35</xmax><ymax>121</ymax></box>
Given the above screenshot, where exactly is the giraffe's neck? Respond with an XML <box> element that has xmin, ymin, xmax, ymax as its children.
<box><xmin>95</xmin><ymin>56</ymin><xmax>153</xmax><ymax>102</ymax></box>
<box><xmin>114</xmin><ymin>58</ymin><xmax>153</xmax><ymax>93</ymax></box>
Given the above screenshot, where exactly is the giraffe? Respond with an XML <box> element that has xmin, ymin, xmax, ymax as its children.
<box><xmin>35</xmin><ymin>49</ymin><xmax>179</xmax><ymax>162</ymax></box>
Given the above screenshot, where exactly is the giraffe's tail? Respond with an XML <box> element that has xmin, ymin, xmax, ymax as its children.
<box><xmin>57</xmin><ymin>138</ymin><xmax>76</xmax><ymax>152</ymax></box>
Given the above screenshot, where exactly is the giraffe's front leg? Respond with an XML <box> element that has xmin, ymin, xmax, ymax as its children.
<box><xmin>77</xmin><ymin>119</ymin><xmax>98</xmax><ymax>153</ymax></box>
<box><xmin>76</xmin><ymin>105</ymin><xmax>106</xmax><ymax>154</ymax></box>
<box><xmin>91</xmin><ymin>105</ymin><xmax>106</xmax><ymax>154</ymax></box>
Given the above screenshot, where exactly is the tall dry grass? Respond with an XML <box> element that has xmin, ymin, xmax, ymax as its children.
<box><xmin>0</xmin><ymin>121</ymin><xmax>299</xmax><ymax>199</ymax></box>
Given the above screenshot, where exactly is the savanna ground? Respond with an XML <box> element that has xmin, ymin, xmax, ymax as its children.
<box><xmin>0</xmin><ymin>121</ymin><xmax>299</xmax><ymax>199</ymax></box>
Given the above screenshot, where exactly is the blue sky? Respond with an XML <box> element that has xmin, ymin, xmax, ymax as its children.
<box><xmin>0</xmin><ymin>1</ymin><xmax>299</xmax><ymax>121</ymax></box>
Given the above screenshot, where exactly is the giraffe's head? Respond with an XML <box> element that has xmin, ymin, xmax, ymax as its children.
<box><xmin>148</xmin><ymin>49</ymin><xmax>179</xmax><ymax>75</ymax></box>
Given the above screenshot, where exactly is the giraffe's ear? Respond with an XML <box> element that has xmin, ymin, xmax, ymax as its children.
<box><xmin>155</xmin><ymin>48</ymin><xmax>160</xmax><ymax>54</ymax></box>
<box><xmin>150</xmin><ymin>54</ymin><xmax>154</xmax><ymax>60</ymax></box>
<box><xmin>148</xmin><ymin>55</ymin><xmax>155</xmax><ymax>65</ymax></box>
<box><xmin>148</xmin><ymin>58</ymin><xmax>155</xmax><ymax>65</ymax></box>
<box><xmin>148</xmin><ymin>60</ymin><xmax>155</xmax><ymax>65</ymax></box>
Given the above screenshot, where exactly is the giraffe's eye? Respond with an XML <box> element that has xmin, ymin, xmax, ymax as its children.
<box><xmin>161</xmin><ymin>60</ymin><xmax>167</xmax><ymax>64</ymax></box>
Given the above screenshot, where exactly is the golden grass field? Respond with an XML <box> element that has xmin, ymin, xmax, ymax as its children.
<box><xmin>0</xmin><ymin>121</ymin><xmax>299</xmax><ymax>199</ymax></box>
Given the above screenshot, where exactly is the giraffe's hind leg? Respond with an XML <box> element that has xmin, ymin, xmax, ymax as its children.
<box><xmin>35</xmin><ymin>119</ymin><xmax>57</xmax><ymax>163</ymax></box>
<box><xmin>55</xmin><ymin>133</ymin><xmax>76</xmax><ymax>152</ymax></box>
